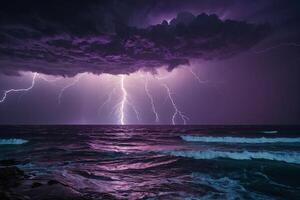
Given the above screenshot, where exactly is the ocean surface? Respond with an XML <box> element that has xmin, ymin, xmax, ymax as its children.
<box><xmin>0</xmin><ymin>125</ymin><xmax>300</xmax><ymax>199</ymax></box>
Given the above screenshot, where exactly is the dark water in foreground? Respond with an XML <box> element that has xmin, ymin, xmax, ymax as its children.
<box><xmin>1</xmin><ymin>125</ymin><xmax>300</xmax><ymax>199</ymax></box>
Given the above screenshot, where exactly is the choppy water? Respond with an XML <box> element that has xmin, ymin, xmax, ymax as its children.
<box><xmin>1</xmin><ymin>125</ymin><xmax>300</xmax><ymax>199</ymax></box>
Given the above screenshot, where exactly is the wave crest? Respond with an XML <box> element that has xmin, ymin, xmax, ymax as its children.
<box><xmin>181</xmin><ymin>135</ymin><xmax>300</xmax><ymax>143</ymax></box>
<box><xmin>191</xmin><ymin>173</ymin><xmax>273</xmax><ymax>200</ymax></box>
<box><xmin>163</xmin><ymin>150</ymin><xmax>300</xmax><ymax>164</ymax></box>
<box><xmin>0</xmin><ymin>138</ymin><xmax>28</xmax><ymax>145</ymax></box>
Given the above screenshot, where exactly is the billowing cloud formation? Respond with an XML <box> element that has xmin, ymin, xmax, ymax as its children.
<box><xmin>0</xmin><ymin>1</ymin><xmax>270</xmax><ymax>76</ymax></box>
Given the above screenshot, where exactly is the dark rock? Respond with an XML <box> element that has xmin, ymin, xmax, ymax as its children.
<box><xmin>0</xmin><ymin>166</ymin><xmax>90</xmax><ymax>200</ymax></box>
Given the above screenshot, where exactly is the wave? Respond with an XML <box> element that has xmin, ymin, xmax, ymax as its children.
<box><xmin>261</xmin><ymin>130</ymin><xmax>278</xmax><ymax>134</ymax></box>
<box><xmin>181</xmin><ymin>135</ymin><xmax>300</xmax><ymax>143</ymax></box>
<box><xmin>0</xmin><ymin>138</ymin><xmax>28</xmax><ymax>145</ymax></box>
<box><xmin>163</xmin><ymin>150</ymin><xmax>300</xmax><ymax>164</ymax></box>
<box><xmin>190</xmin><ymin>173</ymin><xmax>273</xmax><ymax>200</ymax></box>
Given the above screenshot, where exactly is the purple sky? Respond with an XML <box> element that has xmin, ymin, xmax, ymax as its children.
<box><xmin>0</xmin><ymin>0</ymin><xmax>300</xmax><ymax>124</ymax></box>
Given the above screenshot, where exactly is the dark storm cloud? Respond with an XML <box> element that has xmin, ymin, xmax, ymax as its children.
<box><xmin>0</xmin><ymin>0</ymin><xmax>271</xmax><ymax>76</ymax></box>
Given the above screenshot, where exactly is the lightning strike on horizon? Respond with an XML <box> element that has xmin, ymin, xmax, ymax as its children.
<box><xmin>162</xmin><ymin>83</ymin><xmax>189</xmax><ymax>125</ymax></box>
<box><xmin>254</xmin><ymin>42</ymin><xmax>300</xmax><ymax>54</ymax></box>
<box><xmin>0</xmin><ymin>73</ymin><xmax>38</xmax><ymax>103</ymax></box>
<box><xmin>116</xmin><ymin>75</ymin><xmax>141</xmax><ymax>124</ymax></box>
<box><xmin>58</xmin><ymin>74</ymin><xmax>83</xmax><ymax>104</ymax></box>
<box><xmin>119</xmin><ymin>75</ymin><xmax>127</xmax><ymax>125</ymax></box>
<box><xmin>144</xmin><ymin>78</ymin><xmax>159</xmax><ymax>123</ymax></box>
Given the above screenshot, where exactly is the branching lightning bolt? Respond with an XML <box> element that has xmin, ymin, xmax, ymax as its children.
<box><xmin>162</xmin><ymin>83</ymin><xmax>189</xmax><ymax>125</ymax></box>
<box><xmin>0</xmin><ymin>73</ymin><xmax>38</xmax><ymax>103</ymax></box>
<box><xmin>117</xmin><ymin>75</ymin><xmax>141</xmax><ymax>125</ymax></box>
<box><xmin>127</xmin><ymin>98</ymin><xmax>141</xmax><ymax>122</ymax></box>
<box><xmin>254</xmin><ymin>42</ymin><xmax>300</xmax><ymax>54</ymax></box>
<box><xmin>58</xmin><ymin>74</ymin><xmax>83</xmax><ymax>104</ymax></box>
<box><xmin>144</xmin><ymin>78</ymin><xmax>159</xmax><ymax>123</ymax></box>
<box><xmin>1</xmin><ymin>71</ymin><xmax>191</xmax><ymax>125</ymax></box>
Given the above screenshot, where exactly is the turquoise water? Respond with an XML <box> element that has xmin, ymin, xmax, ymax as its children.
<box><xmin>1</xmin><ymin>125</ymin><xmax>300</xmax><ymax>199</ymax></box>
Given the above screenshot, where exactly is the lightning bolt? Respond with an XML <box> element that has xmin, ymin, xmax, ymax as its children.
<box><xmin>144</xmin><ymin>78</ymin><xmax>159</xmax><ymax>123</ymax></box>
<box><xmin>58</xmin><ymin>74</ymin><xmax>83</xmax><ymax>104</ymax></box>
<box><xmin>0</xmin><ymin>73</ymin><xmax>38</xmax><ymax>103</ymax></box>
<box><xmin>117</xmin><ymin>75</ymin><xmax>141</xmax><ymax>125</ymax></box>
<box><xmin>98</xmin><ymin>88</ymin><xmax>116</xmax><ymax>114</ymax></box>
<box><xmin>119</xmin><ymin>75</ymin><xmax>127</xmax><ymax>125</ymax></box>
<box><xmin>188</xmin><ymin>67</ymin><xmax>207</xmax><ymax>84</ymax></box>
<box><xmin>127</xmin><ymin>98</ymin><xmax>141</xmax><ymax>122</ymax></box>
<box><xmin>162</xmin><ymin>83</ymin><xmax>189</xmax><ymax>125</ymax></box>
<box><xmin>254</xmin><ymin>42</ymin><xmax>300</xmax><ymax>54</ymax></box>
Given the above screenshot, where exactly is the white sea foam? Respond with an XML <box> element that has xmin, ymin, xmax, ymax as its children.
<box><xmin>261</xmin><ymin>130</ymin><xmax>278</xmax><ymax>134</ymax></box>
<box><xmin>0</xmin><ymin>138</ymin><xmax>28</xmax><ymax>145</ymax></box>
<box><xmin>181</xmin><ymin>135</ymin><xmax>300</xmax><ymax>143</ymax></box>
<box><xmin>187</xmin><ymin>173</ymin><xmax>274</xmax><ymax>200</ymax></box>
<box><xmin>164</xmin><ymin>150</ymin><xmax>300</xmax><ymax>164</ymax></box>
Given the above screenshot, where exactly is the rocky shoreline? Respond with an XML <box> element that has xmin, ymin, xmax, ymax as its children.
<box><xmin>0</xmin><ymin>160</ymin><xmax>117</xmax><ymax>200</ymax></box>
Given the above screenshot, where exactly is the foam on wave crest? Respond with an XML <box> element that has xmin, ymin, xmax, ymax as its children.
<box><xmin>181</xmin><ymin>136</ymin><xmax>300</xmax><ymax>143</ymax></box>
<box><xmin>189</xmin><ymin>173</ymin><xmax>273</xmax><ymax>200</ymax></box>
<box><xmin>0</xmin><ymin>138</ymin><xmax>28</xmax><ymax>145</ymax></box>
<box><xmin>164</xmin><ymin>150</ymin><xmax>300</xmax><ymax>164</ymax></box>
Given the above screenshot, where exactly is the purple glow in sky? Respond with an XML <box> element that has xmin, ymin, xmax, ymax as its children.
<box><xmin>0</xmin><ymin>0</ymin><xmax>300</xmax><ymax>124</ymax></box>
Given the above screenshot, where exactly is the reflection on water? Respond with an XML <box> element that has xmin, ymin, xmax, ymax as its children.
<box><xmin>0</xmin><ymin>125</ymin><xmax>300</xmax><ymax>199</ymax></box>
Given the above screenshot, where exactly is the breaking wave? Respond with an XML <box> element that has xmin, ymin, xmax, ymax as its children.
<box><xmin>163</xmin><ymin>150</ymin><xmax>300</xmax><ymax>164</ymax></box>
<box><xmin>0</xmin><ymin>138</ymin><xmax>28</xmax><ymax>145</ymax></box>
<box><xmin>190</xmin><ymin>173</ymin><xmax>273</xmax><ymax>200</ymax></box>
<box><xmin>181</xmin><ymin>135</ymin><xmax>300</xmax><ymax>143</ymax></box>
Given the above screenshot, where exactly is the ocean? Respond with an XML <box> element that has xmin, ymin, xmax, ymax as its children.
<box><xmin>0</xmin><ymin>125</ymin><xmax>300</xmax><ymax>200</ymax></box>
